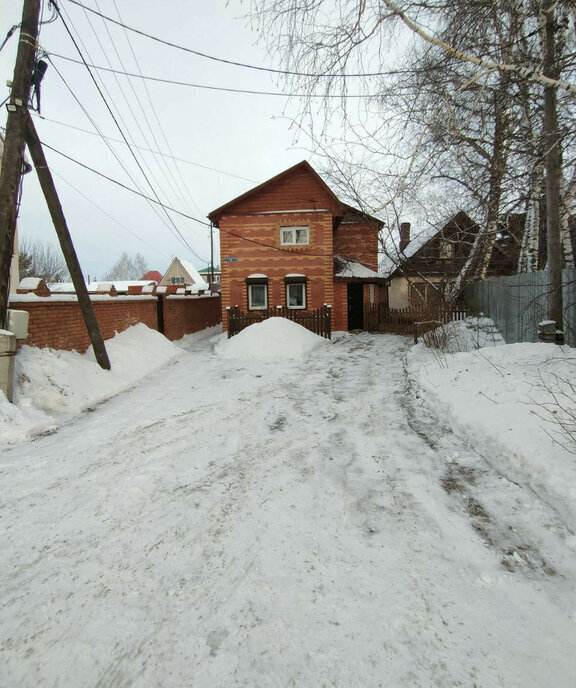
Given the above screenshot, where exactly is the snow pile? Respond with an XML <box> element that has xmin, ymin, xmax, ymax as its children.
<box><xmin>421</xmin><ymin>316</ymin><xmax>505</xmax><ymax>352</ymax></box>
<box><xmin>215</xmin><ymin>317</ymin><xmax>330</xmax><ymax>360</ymax></box>
<box><xmin>409</xmin><ymin>340</ymin><xmax>576</xmax><ymax>530</ymax></box>
<box><xmin>1</xmin><ymin>324</ymin><xmax>182</xmax><ymax>447</ymax></box>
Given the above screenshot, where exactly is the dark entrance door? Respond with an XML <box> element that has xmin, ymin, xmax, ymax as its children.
<box><xmin>347</xmin><ymin>283</ymin><xmax>364</xmax><ymax>330</ymax></box>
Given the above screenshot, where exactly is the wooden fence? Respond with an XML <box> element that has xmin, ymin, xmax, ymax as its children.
<box><xmin>364</xmin><ymin>303</ymin><xmax>467</xmax><ymax>336</ymax></box>
<box><xmin>227</xmin><ymin>304</ymin><xmax>332</xmax><ymax>339</ymax></box>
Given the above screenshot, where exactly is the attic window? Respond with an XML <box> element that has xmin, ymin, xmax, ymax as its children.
<box><xmin>280</xmin><ymin>226</ymin><xmax>309</xmax><ymax>245</ymax></box>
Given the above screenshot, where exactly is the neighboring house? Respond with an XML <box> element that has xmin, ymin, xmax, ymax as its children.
<box><xmin>384</xmin><ymin>211</ymin><xmax>522</xmax><ymax>309</ymax></box>
<box><xmin>208</xmin><ymin>160</ymin><xmax>387</xmax><ymax>331</ymax></box>
<box><xmin>160</xmin><ymin>257</ymin><xmax>208</xmax><ymax>288</ymax></box>
<box><xmin>198</xmin><ymin>265</ymin><xmax>221</xmax><ymax>284</ymax></box>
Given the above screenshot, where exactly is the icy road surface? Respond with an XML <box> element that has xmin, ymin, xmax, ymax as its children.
<box><xmin>1</xmin><ymin>332</ymin><xmax>575</xmax><ymax>687</ymax></box>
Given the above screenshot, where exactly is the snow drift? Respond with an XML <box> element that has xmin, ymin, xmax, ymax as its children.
<box><xmin>215</xmin><ymin>317</ymin><xmax>330</xmax><ymax>360</ymax></box>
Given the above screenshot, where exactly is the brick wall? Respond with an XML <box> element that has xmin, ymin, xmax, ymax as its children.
<box><xmin>162</xmin><ymin>296</ymin><xmax>221</xmax><ymax>340</ymax></box>
<box><xmin>219</xmin><ymin>211</ymin><xmax>335</xmax><ymax>328</ymax></box>
<box><xmin>9</xmin><ymin>291</ymin><xmax>221</xmax><ymax>351</ymax></box>
<box><xmin>334</xmin><ymin>221</ymin><xmax>379</xmax><ymax>271</ymax></box>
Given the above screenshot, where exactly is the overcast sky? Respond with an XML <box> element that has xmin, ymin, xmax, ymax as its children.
<box><xmin>1</xmin><ymin>0</ymin><xmax>318</xmax><ymax>279</ymax></box>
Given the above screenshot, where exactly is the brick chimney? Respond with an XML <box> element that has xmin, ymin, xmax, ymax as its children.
<box><xmin>399</xmin><ymin>222</ymin><xmax>411</xmax><ymax>252</ymax></box>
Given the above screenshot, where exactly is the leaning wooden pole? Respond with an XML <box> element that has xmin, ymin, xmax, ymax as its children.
<box><xmin>0</xmin><ymin>0</ymin><xmax>41</xmax><ymax>327</ymax></box>
<box><xmin>24</xmin><ymin>114</ymin><xmax>111</xmax><ymax>369</ymax></box>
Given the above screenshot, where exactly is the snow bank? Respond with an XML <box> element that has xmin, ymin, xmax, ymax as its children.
<box><xmin>1</xmin><ymin>324</ymin><xmax>181</xmax><ymax>447</ymax></box>
<box><xmin>216</xmin><ymin>317</ymin><xmax>330</xmax><ymax>360</ymax></box>
<box><xmin>421</xmin><ymin>316</ymin><xmax>505</xmax><ymax>352</ymax></box>
<box><xmin>409</xmin><ymin>337</ymin><xmax>576</xmax><ymax>531</ymax></box>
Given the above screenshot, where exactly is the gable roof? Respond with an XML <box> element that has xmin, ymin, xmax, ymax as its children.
<box><xmin>381</xmin><ymin>210</ymin><xmax>477</xmax><ymax>278</ymax></box>
<box><xmin>208</xmin><ymin>160</ymin><xmax>344</xmax><ymax>224</ymax></box>
<box><xmin>161</xmin><ymin>257</ymin><xmax>208</xmax><ymax>287</ymax></box>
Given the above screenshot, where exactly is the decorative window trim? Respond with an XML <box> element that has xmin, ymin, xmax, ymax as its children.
<box><xmin>280</xmin><ymin>226</ymin><xmax>309</xmax><ymax>246</ymax></box>
<box><xmin>285</xmin><ymin>275</ymin><xmax>307</xmax><ymax>309</ymax></box>
<box><xmin>246</xmin><ymin>275</ymin><xmax>268</xmax><ymax>310</ymax></box>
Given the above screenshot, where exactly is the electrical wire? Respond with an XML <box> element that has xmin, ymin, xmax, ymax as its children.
<box><xmin>108</xmin><ymin>0</ymin><xmax>204</xmax><ymax>217</ymax></box>
<box><xmin>33</xmin><ymin>113</ymin><xmax>257</xmax><ymax>182</ymax></box>
<box><xmin>63</xmin><ymin>0</ymin><xmax>407</xmax><ymax>79</ymax></box>
<box><xmin>52</xmin><ymin>169</ymin><xmax>172</xmax><ymax>258</ymax></box>
<box><xmin>41</xmin><ymin>141</ymin><xmax>337</xmax><ymax>258</ymax></box>
<box><xmin>47</xmin><ymin>53</ymin><xmax>382</xmax><ymax>98</ymax></box>
<box><xmin>77</xmin><ymin>0</ymin><xmax>196</xmax><ymax>222</ymax></box>
<box><xmin>42</xmin><ymin>139</ymin><xmax>211</xmax><ymax>225</ymax></box>
<box><xmin>48</xmin><ymin>56</ymin><xmax>209</xmax><ymax>247</ymax></box>
<box><xmin>52</xmin><ymin>1</ymin><xmax>209</xmax><ymax>263</ymax></box>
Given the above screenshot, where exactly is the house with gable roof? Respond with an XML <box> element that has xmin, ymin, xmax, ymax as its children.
<box><xmin>383</xmin><ymin>211</ymin><xmax>523</xmax><ymax>309</ymax></box>
<box><xmin>160</xmin><ymin>257</ymin><xmax>209</xmax><ymax>290</ymax></box>
<box><xmin>208</xmin><ymin>160</ymin><xmax>387</xmax><ymax>332</ymax></box>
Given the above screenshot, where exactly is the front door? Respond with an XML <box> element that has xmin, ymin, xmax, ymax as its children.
<box><xmin>347</xmin><ymin>283</ymin><xmax>364</xmax><ymax>330</ymax></box>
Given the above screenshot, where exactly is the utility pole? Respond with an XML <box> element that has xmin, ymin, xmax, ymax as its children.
<box><xmin>0</xmin><ymin>0</ymin><xmax>110</xmax><ymax>369</ymax></box>
<box><xmin>543</xmin><ymin>0</ymin><xmax>563</xmax><ymax>334</ymax></box>
<box><xmin>209</xmin><ymin>221</ymin><xmax>214</xmax><ymax>282</ymax></box>
<box><xmin>25</xmin><ymin>115</ymin><xmax>110</xmax><ymax>369</ymax></box>
<box><xmin>0</xmin><ymin>0</ymin><xmax>41</xmax><ymax>327</ymax></box>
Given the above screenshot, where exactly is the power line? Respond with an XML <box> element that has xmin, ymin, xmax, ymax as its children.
<box><xmin>63</xmin><ymin>0</ymin><xmax>409</xmax><ymax>79</ymax></box>
<box><xmin>109</xmin><ymin>0</ymin><xmax>204</xmax><ymax>218</ymax></box>
<box><xmin>48</xmin><ymin>53</ymin><xmax>381</xmax><ymax>98</ymax></box>
<box><xmin>52</xmin><ymin>0</ymin><xmax>208</xmax><ymax>263</ymax></box>
<box><xmin>86</xmin><ymin>0</ymin><xmax>201</xmax><ymax>219</ymax></box>
<box><xmin>52</xmin><ymin>169</ymin><xmax>171</xmax><ymax>258</ymax></box>
<box><xmin>33</xmin><ymin>113</ymin><xmax>258</xmax><ymax>182</ymax></box>
<box><xmin>47</xmin><ymin>57</ymin><xmax>209</xmax><ymax>246</ymax></box>
<box><xmin>42</xmin><ymin>139</ymin><xmax>210</xmax><ymax>226</ymax></box>
<box><xmin>40</xmin><ymin>141</ymin><xmax>336</xmax><ymax>258</ymax></box>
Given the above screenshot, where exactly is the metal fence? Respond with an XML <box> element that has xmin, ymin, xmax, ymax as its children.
<box><xmin>464</xmin><ymin>269</ymin><xmax>576</xmax><ymax>347</ymax></box>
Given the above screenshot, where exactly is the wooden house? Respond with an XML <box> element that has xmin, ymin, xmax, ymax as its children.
<box><xmin>208</xmin><ymin>161</ymin><xmax>387</xmax><ymax>332</ymax></box>
<box><xmin>160</xmin><ymin>257</ymin><xmax>208</xmax><ymax>288</ymax></box>
<box><xmin>385</xmin><ymin>211</ymin><xmax>523</xmax><ymax>308</ymax></box>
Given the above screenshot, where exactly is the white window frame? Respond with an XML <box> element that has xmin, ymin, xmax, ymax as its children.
<box><xmin>248</xmin><ymin>282</ymin><xmax>268</xmax><ymax>310</ymax></box>
<box><xmin>286</xmin><ymin>282</ymin><xmax>306</xmax><ymax>309</ymax></box>
<box><xmin>280</xmin><ymin>226</ymin><xmax>309</xmax><ymax>245</ymax></box>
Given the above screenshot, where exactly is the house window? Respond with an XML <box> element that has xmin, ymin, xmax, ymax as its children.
<box><xmin>246</xmin><ymin>275</ymin><xmax>268</xmax><ymax>310</ymax></box>
<box><xmin>170</xmin><ymin>276</ymin><xmax>185</xmax><ymax>285</ymax></box>
<box><xmin>285</xmin><ymin>275</ymin><xmax>307</xmax><ymax>309</ymax></box>
<box><xmin>439</xmin><ymin>240</ymin><xmax>453</xmax><ymax>259</ymax></box>
<box><xmin>280</xmin><ymin>226</ymin><xmax>309</xmax><ymax>245</ymax></box>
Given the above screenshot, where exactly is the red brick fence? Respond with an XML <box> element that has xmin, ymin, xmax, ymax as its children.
<box><xmin>9</xmin><ymin>280</ymin><xmax>221</xmax><ymax>351</ymax></box>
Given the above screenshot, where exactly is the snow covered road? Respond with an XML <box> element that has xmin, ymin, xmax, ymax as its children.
<box><xmin>1</xmin><ymin>330</ymin><xmax>575</xmax><ymax>687</ymax></box>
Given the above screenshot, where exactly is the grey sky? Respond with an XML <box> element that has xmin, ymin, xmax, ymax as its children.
<box><xmin>1</xmin><ymin>0</ymin><xmax>310</xmax><ymax>279</ymax></box>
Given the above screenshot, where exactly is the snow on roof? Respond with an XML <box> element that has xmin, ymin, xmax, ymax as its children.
<box><xmin>18</xmin><ymin>277</ymin><xmax>43</xmax><ymax>290</ymax></box>
<box><xmin>285</xmin><ymin>273</ymin><xmax>305</xmax><ymax>278</ymax></box>
<box><xmin>216</xmin><ymin>317</ymin><xmax>330</xmax><ymax>360</ymax></box>
<box><xmin>334</xmin><ymin>257</ymin><xmax>382</xmax><ymax>280</ymax></box>
<box><xmin>49</xmin><ymin>280</ymin><xmax>156</xmax><ymax>294</ymax></box>
<box><xmin>381</xmin><ymin>211</ymin><xmax>475</xmax><ymax>278</ymax></box>
<box><xmin>178</xmin><ymin>259</ymin><xmax>205</xmax><ymax>285</ymax></box>
<box><xmin>247</xmin><ymin>273</ymin><xmax>267</xmax><ymax>279</ymax></box>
